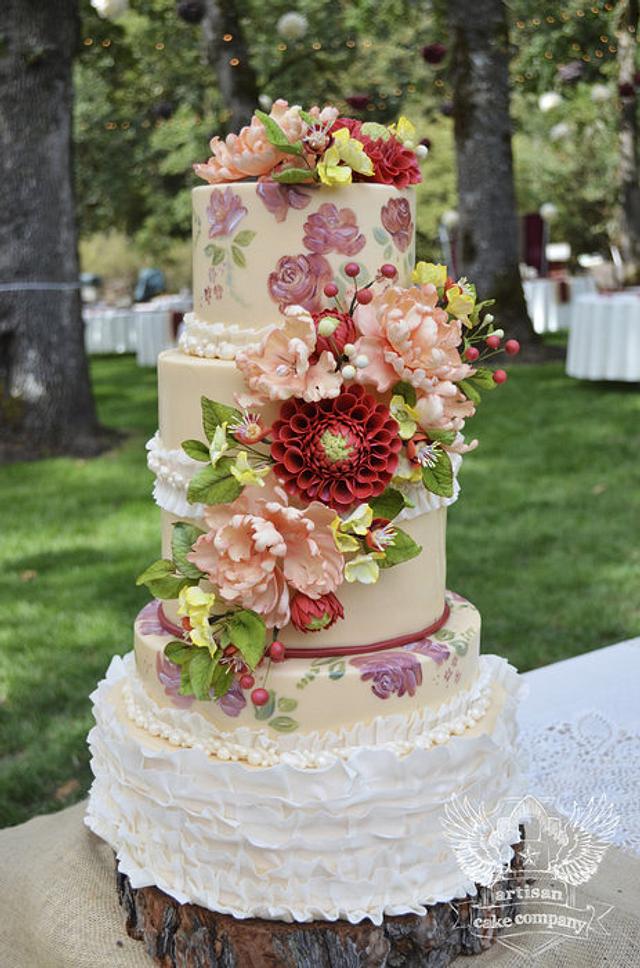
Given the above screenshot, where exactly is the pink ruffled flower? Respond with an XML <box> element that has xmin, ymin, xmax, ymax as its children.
<box><xmin>256</xmin><ymin>178</ymin><xmax>315</xmax><ymax>223</ymax></box>
<box><xmin>380</xmin><ymin>197</ymin><xmax>414</xmax><ymax>252</ymax></box>
<box><xmin>194</xmin><ymin>99</ymin><xmax>305</xmax><ymax>183</ymax></box>
<box><xmin>268</xmin><ymin>252</ymin><xmax>333</xmax><ymax>313</ymax></box>
<box><xmin>414</xmin><ymin>386</ymin><xmax>477</xmax><ymax>433</ymax></box>
<box><xmin>206</xmin><ymin>187</ymin><xmax>247</xmax><ymax>238</ymax></box>
<box><xmin>354</xmin><ymin>284</ymin><xmax>473</xmax><ymax>393</ymax></box>
<box><xmin>303</xmin><ymin>203</ymin><xmax>366</xmax><ymax>256</ymax></box>
<box><xmin>308</xmin><ymin>104</ymin><xmax>340</xmax><ymax>126</ymax></box>
<box><xmin>187</xmin><ymin>484</ymin><xmax>343</xmax><ymax>628</ymax></box>
<box><xmin>236</xmin><ymin>306</ymin><xmax>342</xmax><ymax>404</ymax></box>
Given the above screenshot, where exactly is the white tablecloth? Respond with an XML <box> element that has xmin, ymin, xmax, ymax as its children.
<box><xmin>133</xmin><ymin>308</ymin><xmax>175</xmax><ymax>367</ymax></box>
<box><xmin>566</xmin><ymin>292</ymin><xmax>640</xmax><ymax>381</ymax></box>
<box><xmin>83</xmin><ymin>308</ymin><xmax>137</xmax><ymax>355</ymax></box>
<box><xmin>523</xmin><ymin>276</ymin><xmax>596</xmax><ymax>334</ymax></box>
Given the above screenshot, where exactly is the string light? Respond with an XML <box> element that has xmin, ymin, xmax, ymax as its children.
<box><xmin>155</xmin><ymin>42</ymin><xmax>165</xmax><ymax>50</ymax></box>
<box><xmin>544</xmin><ymin>51</ymin><xmax>553</xmax><ymax>59</ymax></box>
<box><xmin>277</xmin><ymin>42</ymin><xmax>287</xmax><ymax>51</ymax></box>
<box><xmin>121</xmin><ymin>121</ymin><xmax>130</xmax><ymax>129</ymax></box>
<box><xmin>101</xmin><ymin>39</ymin><xmax>111</xmax><ymax>48</ymax></box>
<box><xmin>311</xmin><ymin>41</ymin><xmax>322</xmax><ymax>50</ymax></box>
<box><xmin>346</xmin><ymin>39</ymin><xmax>355</xmax><ymax>48</ymax></box>
<box><xmin>516</xmin><ymin>20</ymin><xmax>525</xmax><ymax>28</ymax></box>
<box><xmin>223</xmin><ymin>33</ymin><xmax>233</xmax><ymax>42</ymax></box>
<box><xmin>362</xmin><ymin>40</ymin><xmax>372</xmax><ymax>48</ymax></box>
<box><xmin>576</xmin><ymin>10</ymin><xmax>584</xmax><ymax>18</ymax></box>
<box><xmin>229</xmin><ymin>57</ymin><xmax>239</xmax><ymax>66</ymax></box>
<box><xmin>546</xmin><ymin>15</ymin><xmax>555</xmax><ymax>23</ymax></box>
<box><xmin>83</xmin><ymin>37</ymin><xmax>93</xmax><ymax>46</ymax></box>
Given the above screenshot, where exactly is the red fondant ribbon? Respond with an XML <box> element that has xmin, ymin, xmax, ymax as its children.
<box><xmin>157</xmin><ymin>602</ymin><xmax>451</xmax><ymax>659</ymax></box>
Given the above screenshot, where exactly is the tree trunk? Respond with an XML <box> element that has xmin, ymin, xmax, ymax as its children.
<box><xmin>0</xmin><ymin>0</ymin><xmax>107</xmax><ymax>460</ymax></box>
<box><xmin>447</xmin><ymin>0</ymin><xmax>537</xmax><ymax>351</ymax></box>
<box><xmin>201</xmin><ymin>0</ymin><xmax>260</xmax><ymax>132</ymax></box>
<box><xmin>616</xmin><ymin>0</ymin><xmax>640</xmax><ymax>275</ymax></box>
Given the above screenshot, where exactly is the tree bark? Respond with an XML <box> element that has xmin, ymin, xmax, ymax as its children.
<box><xmin>616</xmin><ymin>0</ymin><xmax>640</xmax><ymax>275</ymax></box>
<box><xmin>447</xmin><ymin>0</ymin><xmax>537</xmax><ymax>351</ymax></box>
<box><xmin>0</xmin><ymin>0</ymin><xmax>107</xmax><ymax>459</ymax></box>
<box><xmin>201</xmin><ymin>0</ymin><xmax>260</xmax><ymax>132</ymax></box>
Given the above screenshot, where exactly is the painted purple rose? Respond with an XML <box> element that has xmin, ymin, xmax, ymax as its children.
<box><xmin>268</xmin><ymin>252</ymin><xmax>333</xmax><ymax>312</ymax></box>
<box><xmin>380</xmin><ymin>197</ymin><xmax>413</xmax><ymax>253</ymax></box>
<box><xmin>156</xmin><ymin>653</ymin><xmax>195</xmax><ymax>709</ymax></box>
<box><xmin>351</xmin><ymin>651</ymin><xmax>422</xmax><ymax>699</ymax></box>
<box><xmin>303</xmin><ymin>203</ymin><xmax>366</xmax><ymax>256</ymax></box>
<box><xmin>256</xmin><ymin>178</ymin><xmax>315</xmax><ymax>223</ymax></box>
<box><xmin>406</xmin><ymin>638</ymin><xmax>450</xmax><ymax>664</ymax></box>
<box><xmin>137</xmin><ymin>600</ymin><xmax>165</xmax><ymax>637</ymax></box>
<box><xmin>215</xmin><ymin>679</ymin><xmax>247</xmax><ymax>717</ymax></box>
<box><xmin>207</xmin><ymin>187</ymin><xmax>247</xmax><ymax>238</ymax></box>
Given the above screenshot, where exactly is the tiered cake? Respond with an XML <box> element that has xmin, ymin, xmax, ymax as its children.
<box><xmin>86</xmin><ymin>101</ymin><xmax>522</xmax><ymax>927</ymax></box>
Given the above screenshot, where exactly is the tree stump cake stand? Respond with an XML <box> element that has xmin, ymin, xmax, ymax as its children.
<box><xmin>116</xmin><ymin>834</ymin><xmax>525</xmax><ymax>968</ymax></box>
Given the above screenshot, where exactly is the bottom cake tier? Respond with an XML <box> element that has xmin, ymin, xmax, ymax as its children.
<box><xmin>85</xmin><ymin>626</ymin><xmax>523</xmax><ymax>925</ymax></box>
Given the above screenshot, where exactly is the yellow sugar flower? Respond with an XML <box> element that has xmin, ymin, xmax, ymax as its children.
<box><xmin>446</xmin><ymin>282</ymin><xmax>476</xmax><ymax>324</ymax></box>
<box><xmin>390</xmin><ymin>395</ymin><xmax>418</xmax><ymax>440</ymax></box>
<box><xmin>178</xmin><ymin>586</ymin><xmax>217</xmax><ymax>653</ymax></box>
<box><xmin>209</xmin><ymin>423</ymin><xmax>229</xmax><ymax>466</ymax></box>
<box><xmin>331</xmin><ymin>504</ymin><xmax>373</xmax><ymax>552</ymax></box>
<box><xmin>344</xmin><ymin>552</ymin><xmax>384</xmax><ymax>585</ymax></box>
<box><xmin>390</xmin><ymin>116</ymin><xmax>417</xmax><ymax>148</ymax></box>
<box><xmin>412</xmin><ymin>261</ymin><xmax>447</xmax><ymax>288</ymax></box>
<box><xmin>317</xmin><ymin>128</ymin><xmax>374</xmax><ymax>185</ymax></box>
<box><xmin>229</xmin><ymin>451</ymin><xmax>271</xmax><ymax>487</ymax></box>
<box><xmin>393</xmin><ymin>453</ymin><xmax>422</xmax><ymax>484</ymax></box>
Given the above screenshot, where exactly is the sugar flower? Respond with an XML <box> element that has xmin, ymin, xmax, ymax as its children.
<box><xmin>229</xmin><ymin>451</ymin><xmax>271</xmax><ymax>488</ymax></box>
<box><xmin>344</xmin><ymin>552</ymin><xmax>383</xmax><ymax>584</ymax></box>
<box><xmin>236</xmin><ymin>306</ymin><xmax>342</xmax><ymax>404</ymax></box>
<box><xmin>290</xmin><ymin>591</ymin><xmax>344</xmax><ymax>633</ymax></box>
<box><xmin>413</xmin><ymin>384</ymin><xmax>476</xmax><ymax>433</ymax></box>
<box><xmin>412</xmin><ymin>262</ymin><xmax>448</xmax><ymax>288</ymax></box>
<box><xmin>317</xmin><ymin>128</ymin><xmax>374</xmax><ymax>186</ymax></box>
<box><xmin>177</xmin><ymin>586</ymin><xmax>217</xmax><ymax>652</ymax></box>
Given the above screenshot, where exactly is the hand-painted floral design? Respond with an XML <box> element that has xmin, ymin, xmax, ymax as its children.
<box><xmin>302</xmin><ymin>203</ymin><xmax>366</xmax><ymax>256</ymax></box>
<box><xmin>156</xmin><ymin>653</ymin><xmax>195</xmax><ymax>709</ymax></box>
<box><xmin>350</xmin><ymin>651</ymin><xmax>422</xmax><ymax>699</ymax></box>
<box><xmin>206</xmin><ymin>187</ymin><xmax>247</xmax><ymax>238</ymax></box>
<box><xmin>216</xmin><ymin>679</ymin><xmax>247</xmax><ymax>717</ymax></box>
<box><xmin>270</xmin><ymin>384</ymin><xmax>402</xmax><ymax>508</ymax></box>
<box><xmin>406</xmin><ymin>638</ymin><xmax>450</xmax><ymax>664</ymax></box>
<box><xmin>268</xmin><ymin>252</ymin><xmax>333</xmax><ymax>313</ymax></box>
<box><xmin>137</xmin><ymin>601</ymin><xmax>165</xmax><ymax>637</ymax></box>
<box><xmin>380</xmin><ymin>197</ymin><xmax>413</xmax><ymax>252</ymax></box>
<box><xmin>256</xmin><ymin>178</ymin><xmax>315</xmax><ymax>223</ymax></box>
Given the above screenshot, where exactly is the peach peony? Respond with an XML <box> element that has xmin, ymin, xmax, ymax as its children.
<box><xmin>414</xmin><ymin>384</ymin><xmax>477</xmax><ymax>434</ymax></box>
<box><xmin>187</xmin><ymin>484</ymin><xmax>343</xmax><ymax>628</ymax></box>
<box><xmin>236</xmin><ymin>305</ymin><xmax>342</xmax><ymax>404</ymax></box>
<box><xmin>194</xmin><ymin>100</ymin><xmax>305</xmax><ymax>184</ymax></box>
<box><xmin>353</xmin><ymin>284</ymin><xmax>473</xmax><ymax>394</ymax></box>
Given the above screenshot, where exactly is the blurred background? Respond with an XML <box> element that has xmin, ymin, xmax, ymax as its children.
<box><xmin>0</xmin><ymin>0</ymin><xmax>638</xmax><ymax>826</ymax></box>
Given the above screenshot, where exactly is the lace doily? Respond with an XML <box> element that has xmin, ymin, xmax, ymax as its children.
<box><xmin>520</xmin><ymin>710</ymin><xmax>640</xmax><ymax>856</ymax></box>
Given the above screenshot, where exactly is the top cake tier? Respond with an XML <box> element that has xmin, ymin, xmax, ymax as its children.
<box><xmin>191</xmin><ymin>183</ymin><xmax>416</xmax><ymax>334</ymax></box>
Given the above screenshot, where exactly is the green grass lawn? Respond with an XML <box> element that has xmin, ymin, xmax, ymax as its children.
<box><xmin>1</xmin><ymin>355</ymin><xmax>639</xmax><ymax>827</ymax></box>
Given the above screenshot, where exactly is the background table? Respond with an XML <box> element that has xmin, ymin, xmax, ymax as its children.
<box><xmin>566</xmin><ymin>291</ymin><xmax>640</xmax><ymax>381</ymax></box>
<box><xmin>523</xmin><ymin>275</ymin><xmax>596</xmax><ymax>334</ymax></box>
<box><xmin>83</xmin><ymin>307</ymin><xmax>137</xmax><ymax>355</ymax></box>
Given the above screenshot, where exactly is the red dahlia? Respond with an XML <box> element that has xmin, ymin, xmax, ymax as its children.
<box><xmin>331</xmin><ymin>119</ymin><xmax>421</xmax><ymax>189</ymax></box>
<box><xmin>270</xmin><ymin>385</ymin><xmax>402</xmax><ymax>508</ymax></box>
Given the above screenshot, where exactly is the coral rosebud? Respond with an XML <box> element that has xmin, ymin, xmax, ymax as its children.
<box><xmin>290</xmin><ymin>591</ymin><xmax>344</xmax><ymax>633</ymax></box>
<box><xmin>344</xmin><ymin>262</ymin><xmax>360</xmax><ymax>278</ymax></box>
<box><xmin>505</xmin><ymin>339</ymin><xmax>520</xmax><ymax>356</ymax></box>
<box><xmin>493</xmin><ymin>369</ymin><xmax>508</xmax><ymax>384</ymax></box>
<box><xmin>464</xmin><ymin>346</ymin><xmax>480</xmax><ymax>362</ymax></box>
<box><xmin>486</xmin><ymin>334</ymin><xmax>501</xmax><ymax>349</ymax></box>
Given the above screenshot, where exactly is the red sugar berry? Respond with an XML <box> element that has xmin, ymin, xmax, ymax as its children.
<box><xmin>505</xmin><ymin>339</ymin><xmax>520</xmax><ymax>356</ymax></box>
<box><xmin>323</xmin><ymin>282</ymin><xmax>339</xmax><ymax>298</ymax></box>
<box><xmin>269</xmin><ymin>640</ymin><xmax>286</xmax><ymax>662</ymax></box>
<box><xmin>239</xmin><ymin>674</ymin><xmax>255</xmax><ymax>690</ymax></box>
<box><xmin>344</xmin><ymin>262</ymin><xmax>360</xmax><ymax>278</ymax></box>
<box><xmin>251</xmin><ymin>687</ymin><xmax>270</xmax><ymax>706</ymax></box>
<box><xmin>380</xmin><ymin>263</ymin><xmax>397</xmax><ymax>279</ymax></box>
<box><xmin>486</xmin><ymin>334</ymin><xmax>501</xmax><ymax>349</ymax></box>
<box><xmin>464</xmin><ymin>346</ymin><xmax>480</xmax><ymax>362</ymax></box>
<box><xmin>356</xmin><ymin>288</ymin><xmax>373</xmax><ymax>305</ymax></box>
<box><xmin>493</xmin><ymin>369</ymin><xmax>508</xmax><ymax>384</ymax></box>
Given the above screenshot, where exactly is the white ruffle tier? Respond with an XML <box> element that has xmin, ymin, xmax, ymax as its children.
<box><xmin>86</xmin><ymin>654</ymin><xmax>523</xmax><ymax>924</ymax></box>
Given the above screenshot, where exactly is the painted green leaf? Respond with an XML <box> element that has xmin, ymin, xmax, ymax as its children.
<box><xmin>201</xmin><ymin>396</ymin><xmax>242</xmax><ymax>442</ymax></box>
<box><xmin>171</xmin><ymin>522</ymin><xmax>206</xmax><ymax>580</ymax></box>
<box><xmin>136</xmin><ymin>558</ymin><xmax>174</xmax><ymax>586</ymax></box>
<box><xmin>328</xmin><ymin>661</ymin><xmax>345</xmax><ymax>680</ymax></box>
<box><xmin>210</xmin><ymin>661</ymin><xmax>234</xmax><ymax>699</ymax></box>
<box><xmin>165</xmin><ymin>641</ymin><xmax>193</xmax><ymax>666</ymax></box>
<box><xmin>391</xmin><ymin>380</ymin><xmax>417</xmax><ymax>407</ymax></box>
<box><xmin>458</xmin><ymin>378</ymin><xmax>482</xmax><ymax>406</ymax></box>
<box><xmin>370</xmin><ymin>487</ymin><xmax>411</xmax><ymax>522</ymax></box>
<box><xmin>373</xmin><ymin>226</ymin><xmax>389</xmax><ymax>246</ymax></box>
<box><xmin>268</xmin><ymin>715</ymin><xmax>299</xmax><ymax>733</ymax></box>
<box><xmin>435</xmin><ymin>628</ymin><xmax>455</xmax><ymax>641</ymax></box>
<box><xmin>379</xmin><ymin>528</ymin><xmax>422</xmax><ymax>569</ymax></box>
<box><xmin>187</xmin><ymin>460</ymin><xmax>243</xmax><ymax>506</ymax></box>
<box><xmin>272</xmin><ymin>167</ymin><xmax>316</xmax><ymax>184</ymax></box>
<box><xmin>227</xmin><ymin>609</ymin><xmax>266</xmax><ymax>670</ymax></box>
<box><xmin>421</xmin><ymin>449</ymin><xmax>454</xmax><ymax>498</ymax></box>
<box><xmin>254</xmin><ymin>689</ymin><xmax>276</xmax><ymax>720</ymax></box>
<box><xmin>383</xmin><ymin>244</ymin><xmax>393</xmax><ymax>260</ymax></box>
<box><xmin>181</xmin><ymin>438</ymin><xmax>210</xmax><ymax>461</ymax></box>
<box><xmin>189</xmin><ymin>649</ymin><xmax>215</xmax><ymax>700</ymax></box>
<box><xmin>204</xmin><ymin>243</ymin><xmax>225</xmax><ymax>266</ymax></box>
<box><xmin>233</xmin><ymin>229</ymin><xmax>256</xmax><ymax>247</ymax></box>
<box><xmin>231</xmin><ymin>245</ymin><xmax>247</xmax><ymax>268</ymax></box>
<box><xmin>277</xmin><ymin>697</ymin><xmax>298</xmax><ymax>713</ymax></box>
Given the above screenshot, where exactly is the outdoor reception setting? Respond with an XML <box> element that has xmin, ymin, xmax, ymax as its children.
<box><xmin>0</xmin><ymin>0</ymin><xmax>639</xmax><ymax>966</ymax></box>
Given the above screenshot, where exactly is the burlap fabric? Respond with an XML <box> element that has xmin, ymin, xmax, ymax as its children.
<box><xmin>0</xmin><ymin>802</ymin><xmax>638</xmax><ymax>968</ymax></box>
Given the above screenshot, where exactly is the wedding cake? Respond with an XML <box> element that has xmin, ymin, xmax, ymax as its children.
<box><xmin>86</xmin><ymin>101</ymin><xmax>522</xmax><ymax>928</ymax></box>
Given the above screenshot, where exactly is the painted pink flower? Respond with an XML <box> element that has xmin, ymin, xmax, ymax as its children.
<box><xmin>194</xmin><ymin>99</ymin><xmax>305</xmax><ymax>183</ymax></box>
<box><xmin>256</xmin><ymin>178</ymin><xmax>315</xmax><ymax>223</ymax></box>
<box><xmin>206</xmin><ymin>187</ymin><xmax>247</xmax><ymax>238</ymax></box>
<box><xmin>354</xmin><ymin>284</ymin><xmax>473</xmax><ymax>393</ymax></box>
<box><xmin>187</xmin><ymin>484</ymin><xmax>343</xmax><ymax>628</ymax></box>
<box><xmin>380</xmin><ymin>197</ymin><xmax>414</xmax><ymax>252</ymax></box>
<box><xmin>156</xmin><ymin>653</ymin><xmax>195</xmax><ymax>709</ymax></box>
<box><xmin>303</xmin><ymin>203</ymin><xmax>366</xmax><ymax>256</ymax></box>
<box><xmin>236</xmin><ymin>306</ymin><xmax>342</xmax><ymax>404</ymax></box>
<box><xmin>350</xmin><ymin>652</ymin><xmax>422</xmax><ymax>699</ymax></box>
<box><xmin>137</xmin><ymin>601</ymin><xmax>165</xmax><ymax>637</ymax></box>
<box><xmin>414</xmin><ymin>385</ymin><xmax>477</xmax><ymax>433</ymax></box>
<box><xmin>406</xmin><ymin>639</ymin><xmax>450</xmax><ymax>664</ymax></box>
<box><xmin>268</xmin><ymin>252</ymin><xmax>333</xmax><ymax>313</ymax></box>
<box><xmin>217</xmin><ymin>680</ymin><xmax>247</xmax><ymax>717</ymax></box>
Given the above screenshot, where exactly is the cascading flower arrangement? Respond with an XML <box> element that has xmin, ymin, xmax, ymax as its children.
<box><xmin>137</xmin><ymin>254</ymin><xmax>520</xmax><ymax>708</ymax></box>
<box><xmin>193</xmin><ymin>100</ymin><xmax>427</xmax><ymax>189</ymax></box>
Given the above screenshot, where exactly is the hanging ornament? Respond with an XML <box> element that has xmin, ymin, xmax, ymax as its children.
<box><xmin>345</xmin><ymin>94</ymin><xmax>371</xmax><ymax>111</ymax></box>
<box><xmin>539</xmin><ymin>203</ymin><xmax>558</xmax><ymax>221</ymax></box>
<box><xmin>277</xmin><ymin>12</ymin><xmax>308</xmax><ymax>41</ymax></box>
<box><xmin>549</xmin><ymin>121</ymin><xmax>571</xmax><ymax>142</ymax></box>
<box><xmin>618</xmin><ymin>81</ymin><xmax>636</xmax><ymax>100</ymax></box>
<box><xmin>152</xmin><ymin>101</ymin><xmax>175</xmax><ymax>120</ymax></box>
<box><xmin>538</xmin><ymin>92</ymin><xmax>563</xmax><ymax>112</ymax></box>
<box><xmin>176</xmin><ymin>0</ymin><xmax>205</xmax><ymax>23</ymax></box>
<box><xmin>439</xmin><ymin>101</ymin><xmax>454</xmax><ymax>117</ymax></box>
<box><xmin>421</xmin><ymin>42</ymin><xmax>447</xmax><ymax>65</ymax></box>
<box><xmin>91</xmin><ymin>0</ymin><xmax>129</xmax><ymax>17</ymax></box>
<box><xmin>590</xmin><ymin>83</ymin><xmax>612</xmax><ymax>102</ymax></box>
<box><xmin>556</xmin><ymin>61</ymin><xmax>584</xmax><ymax>84</ymax></box>
<box><xmin>258</xmin><ymin>94</ymin><xmax>273</xmax><ymax>111</ymax></box>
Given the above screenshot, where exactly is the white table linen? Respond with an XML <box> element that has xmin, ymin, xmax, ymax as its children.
<box><xmin>83</xmin><ymin>308</ymin><xmax>137</xmax><ymax>355</ymax></box>
<box><xmin>566</xmin><ymin>292</ymin><xmax>640</xmax><ymax>381</ymax></box>
<box><xmin>523</xmin><ymin>275</ymin><xmax>596</xmax><ymax>334</ymax></box>
<box><xmin>133</xmin><ymin>307</ymin><xmax>175</xmax><ymax>367</ymax></box>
